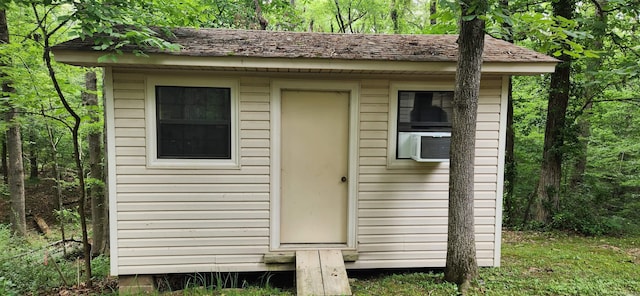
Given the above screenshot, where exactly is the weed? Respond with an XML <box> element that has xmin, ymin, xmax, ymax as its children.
<box><xmin>91</xmin><ymin>254</ymin><xmax>110</xmax><ymax>278</ymax></box>
<box><xmin>258</xmin><ymin>271</ymin><xmax>275</xmax><ymax>288</ymax></box>
<box><xmin>0</xmin><ymin>224</ymin><xmax>83</xmax><ymax>294</ymax></box>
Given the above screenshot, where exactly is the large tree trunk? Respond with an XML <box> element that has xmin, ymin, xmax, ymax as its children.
<box><xmin>444</xmin><ymin>0</ymin><xmax>486</xmax><ymax>291</ymax></box>
<box><xmin>570</xmin><ymin>0</ymin><xmax>607</xmax><ymax>189</ymax></box>
<box><xmin>83</xmin><ymin>71</ymin><xmax>108</xmax><ymax>256</ymax></box>
<box><xmin>529</xmin><ymin>0</ymin><xmax>574</xmax><ymax>224</ymax></box>
<box><xmin>1</xmin><ymin>9</ymin><xmax>26</xmax><ymax>236</ymax></box>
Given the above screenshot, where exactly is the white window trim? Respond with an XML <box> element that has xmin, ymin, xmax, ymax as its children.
<box><xmin>145</xmin><ymin>75</ymin><xmax>240</xmax><ymax>169</ymax></box>
<box><xmin>387</xmin><ymin>81</ymin><xmax>454</xmax><ymax>169</ymax></box>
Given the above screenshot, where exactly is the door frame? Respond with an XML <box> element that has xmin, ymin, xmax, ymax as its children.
<box><xmin>269</xmin><ymin>79</ymin><xmax>359</xmax><ymax>251</ymax></box>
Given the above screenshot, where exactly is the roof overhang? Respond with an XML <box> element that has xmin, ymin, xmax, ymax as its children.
<box><xmin>53</xmin><ymin>50</ymin><xmax>557</xmax><ymax>75</ymax></box>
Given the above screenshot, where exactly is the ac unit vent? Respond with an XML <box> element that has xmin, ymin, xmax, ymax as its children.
<box><xmin>409</xmin><ymin>132</ymin><xmax>451</xmax><ymax>162</ymax></box>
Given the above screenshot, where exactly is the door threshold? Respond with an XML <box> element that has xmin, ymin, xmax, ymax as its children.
<box><xmin>264</xmin><ymin>249</ymin><xmax>359</xmax><ymax>264</ymax></box>
<box><xmin>279</xmin><ymin>243</ymin><xmax>349</xmax><ymax>249</ymax></box>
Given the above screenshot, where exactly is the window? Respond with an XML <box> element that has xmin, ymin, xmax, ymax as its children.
<box><xmin>397</xmin><ymin>91</ymin><xmax>453</xmax><ymax>132</ymax></box>
<box><xmin>387</xmin><ymin>83</ymin><xmax>455</xmax><ymax>166</ymax></box>
<box><xmin>156</xmin><ymin>86</ymin><xmax>231</xmax><ymax>159</ymax></box>
<box><xmin>146</xmin><ymin>76</ymin><xmax>238</xmax><ymax>169</ymax></box>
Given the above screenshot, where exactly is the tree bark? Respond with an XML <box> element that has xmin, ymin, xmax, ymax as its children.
<box><xmin>1</xmin><ymin>9</ymin><xmax>27</xmax><ymax>236</ymax></box>
<box><xmin>444</xmin><ymin>0</ymin><xmax>486</xmax><ymax>291</ymax></box>
<box><xmin>83</xmin><ymin>71</ymin><xmax>108</xmax><ymax>256</ymax></box>
<box><xmin>529</xmin><ymin>0</ymin><xmax>574</xmax><ymax>224</ymax></box>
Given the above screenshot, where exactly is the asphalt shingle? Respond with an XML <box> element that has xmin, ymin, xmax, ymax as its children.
<box><xmin>54</xmin><ymin>27</ymin><xmax>557</xmax><ymax>63</ymax></box>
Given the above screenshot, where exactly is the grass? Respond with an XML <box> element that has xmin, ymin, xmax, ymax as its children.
<box><xmin>2</xmin><ymin>229</ymin><xmax>639</xmax><ymax>295</ymax></box>
<box><xmin>349</xmin><ymin>231</ymin><xmax>640</xmax><ymax>296</ymax></box>
<box><xmin>178</xmin><ymin>231</ymin><xmax>637</xmax><ymax>296</ymax></box>
<box><xmin>469</xmin><ymin>231</ymin><xmax>640</xmax><ymax>295</ymax></box>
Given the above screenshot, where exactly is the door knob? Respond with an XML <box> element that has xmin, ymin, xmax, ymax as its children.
<box><xmin>341</xmin><ymin>176</ymin><xmax>347</xmax><ymax>182</ymax></box>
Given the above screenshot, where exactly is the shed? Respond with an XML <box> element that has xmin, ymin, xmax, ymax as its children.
<box><xmin>53</xmin><ymin>28</ymin><xmax>557</xmax><ymax>279</ymax></box>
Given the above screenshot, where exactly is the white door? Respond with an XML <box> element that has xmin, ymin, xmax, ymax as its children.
<box><xmin>280</xmin><ymin>90</ymin><xmax>349</xmax><ymax>244</ymax></box>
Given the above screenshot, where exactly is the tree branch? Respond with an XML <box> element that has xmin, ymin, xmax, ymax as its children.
<box><xmin>608</xmin><ymin>33</ymin><xmax>640</xmax><ymax>58</ymax></box>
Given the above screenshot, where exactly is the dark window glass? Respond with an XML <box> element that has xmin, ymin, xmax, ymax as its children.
<box><xmin>156</xmin><ymin>86</ymin><xmax>231</xmax><ymax>159</ymax></box>
<box><xmin>397</xmin><ymin>91</ymin><xmax>453</xmax><ymax>132</ymax></box>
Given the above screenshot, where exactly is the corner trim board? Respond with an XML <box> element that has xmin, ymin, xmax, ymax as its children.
<box><xmin>494</xmin><ymin>75</ymin><xmax>509</xmax><ymax>267</ymax></box>
<box><xmin>104</xmin><ymin>67</ymin><xmax>119</xmax><ymax>275</ymax></box>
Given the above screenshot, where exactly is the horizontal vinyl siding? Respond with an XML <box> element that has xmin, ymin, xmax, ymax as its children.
<box><xmin>111</xmin><ymin>72</ymin><xmax>503</xmax><ymax>274</ymax></box>
<box><xmin>352</xmin><ymin>77</ymin><xmax>502</xmax><ymax>269</ymax></box>
<box><xmin>111</xmin><ymin>71</ymin><xmax>271</xmax><ymax>274</ymax></box>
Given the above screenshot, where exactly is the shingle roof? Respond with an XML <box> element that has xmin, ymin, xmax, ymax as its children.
<box><xmin>54</xmin><ymin>27</ymin><xmax>557</xmax><ymax>63</ymax></box>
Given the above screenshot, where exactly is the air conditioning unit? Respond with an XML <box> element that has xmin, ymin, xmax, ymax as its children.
<box><xmin>409</xmin><ymin>132</ymin><xmax>451</xmax><ymax>162</ymax></box>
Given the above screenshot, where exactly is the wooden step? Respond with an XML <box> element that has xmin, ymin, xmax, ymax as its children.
<box><xmin>296</xmin><ymin>250</ymin><xmax>352</xmax><ymax>296</ymax></box>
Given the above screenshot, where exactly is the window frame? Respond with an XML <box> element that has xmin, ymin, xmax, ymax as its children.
<box><xmin>387</xmin><ymin>81</ymin><xmax>454</xmax><ymax>169</ymax></box>
<box><xmin>146</xmin><ymin>75</ymin><xmax>239</xmax><ymax>169</ymax></box>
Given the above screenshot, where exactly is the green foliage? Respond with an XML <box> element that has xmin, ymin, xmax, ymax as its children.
<box><xmin>509</xmin><ymin>71</ymin><xmax>640</xmax><ymax>234</ymax></box>
<box><xmin>54</xmin><ymin>208</ymin><xmax>80</xmax><ymax>227</ymax></box>
<box><xmin>90</xmin><ymin>254</ymin><xmax>110</xmax><ymax>278</ymax></box>
<box><xmin>0</xmin><ymin>276</ymin><xmax>18</xmax><ymax>296</ymax></box>
<box><xmin>0</xmin><ymin>225</ymin><xmax>78</xmax><ymax>294</ymax></box>
<box><xmin>551</xmin><ymin>193</ymin><xmax>635</xmax><ymax>236</ymax></box>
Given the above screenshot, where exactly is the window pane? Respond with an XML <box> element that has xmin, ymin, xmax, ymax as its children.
<box><xmin>156</xmin><ymin>86</ymin><xmax>232</xmax><ymax>159</ymax></box>
<box><xmin>398</xmin><ymin>91</ymin><xmax>453</xmax><ymax>132</ymax></box>
<box><xmin>158</xmin><ymin>123</ymin><xmax>230</xmax><ymax>158</ymax></box>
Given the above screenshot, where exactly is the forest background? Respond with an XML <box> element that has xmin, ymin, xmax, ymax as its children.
<box><xmin>0</xmin><ymin>0</ymin><xmax>639</xmax><ymax>293</ymax></box>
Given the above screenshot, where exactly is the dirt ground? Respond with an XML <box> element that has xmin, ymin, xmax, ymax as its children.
<box><xmin>0</xmin><ymin>177</ymin><xmax>81</xmax><ymax>231</ymax></box>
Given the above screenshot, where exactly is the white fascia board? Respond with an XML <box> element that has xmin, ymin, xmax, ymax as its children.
<box><xmin>53</xmin><ymin>50</ymin><xmax>557</xmax><ymax>75</ymax></box>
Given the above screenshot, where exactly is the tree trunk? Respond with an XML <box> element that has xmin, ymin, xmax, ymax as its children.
<box><xmin>529</xmin><ymin>0</ymin><xmax>574</xmax><ymax>224</ymax></box>
<box><xmin>45</xmin><ymin>120</ymin><xmax>67</xmax><ymax>255</ymax></box>
<box><xmin>444</xmin><ymin>0</ymin><xmax>486</xmax><ymax>291</ymax></box>
<box><xmin>83</xmin><ymin>71</ymin><xmax>108</xmax><ymax>256</ymax></box>
<box><xmin>41</xmin><ymin>25</ymin><xmax>92</xmax><ymax>286</ymax></box>
<box><xmin>504</xmin><ymin>77</ymin><xmax>515</xmax><ymax>225</ymax></box>
<box><xmin>29</xmin><ymin>131</ymin><xmax>38</xmax><ymax>179</ymax></box>
<box><xmin>253</xmin><ymin>0</ymin><xmax>268</xmax><ymax>30</ymax></box>
<box><xmin>570</xmin><ymin>0</ymin><xmax>606</xmax><ymax>189</ymax></box>
<box><xmin>391</xmin><ymin>0</ymin><xmax>399</xmax><ymax>34</ymax></box>
<box><xmin>430</xmin><ymin>0</ymin><xmax>437</xmax><ymax>25</ymax></box>
<box><xmin>500</xmin><ymin>0</ymin><xmax>516</xmax><ymax>226</ymax></box>
<box><xmin>334</xmin><ymin>0</ymin><xmax>347</xmax><ymax>33</ymax></box>
<box><xmin>2</xmin><ymin>139</ymin><xmax>7</xmax><ymax>184</ymax></box>
<box><xmin>1</xmin><ymin>9</ymin><xmax>27</xmax><ymax>236</ymax></box>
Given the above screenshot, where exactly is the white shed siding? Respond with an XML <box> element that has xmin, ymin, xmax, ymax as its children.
<box><xmin>347</xmin><ymin>77</ymin><xmax>502</xmax><ymax>269</ymax></box>
<box><xmin>112</xmin><ymin>70</ymin><xmax>272</xmax><ymax>274</ymax></box>
<box><xmin>110</xmin><ymin>71</ymin><xmax>504</xmax><ymax>274</ymax></box>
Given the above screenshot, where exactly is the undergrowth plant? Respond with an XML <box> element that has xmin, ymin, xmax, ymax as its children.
<box><xmin>0</xmin><ymin>224</ymin><xmax>81</xmax><ymax>295</ymax></box>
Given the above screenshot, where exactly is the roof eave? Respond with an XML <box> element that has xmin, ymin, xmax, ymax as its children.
<box><xmin>53</xmin><ymin>50</ymin><xmax>557</xmax><ymax>75</ymax></box>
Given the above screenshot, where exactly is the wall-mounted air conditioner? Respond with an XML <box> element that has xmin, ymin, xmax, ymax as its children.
<box><xmin>409</xmin><ymin>132</ymin><xmax>451</xmax><ymax>162</ymax></box>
